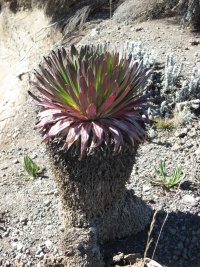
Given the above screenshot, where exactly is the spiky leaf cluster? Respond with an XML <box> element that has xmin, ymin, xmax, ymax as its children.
<box><xmin>29</xmin><ymin>44</ymin><xmax>152</xmax><ymax>156</ymax></box>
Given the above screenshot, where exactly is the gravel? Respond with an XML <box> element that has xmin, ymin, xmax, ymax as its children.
<box><xmin>0</xmin><ymin>15</ymin><xmax>200</xmax><ymax>267</ymax></box>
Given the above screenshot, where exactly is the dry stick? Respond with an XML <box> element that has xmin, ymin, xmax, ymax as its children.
<box><xmin>151</xmin><ymin>182</ymin><xmax>182</xmax><ymax>260</ymax></box>
<box><xmin>110</xmin><ymin>0</ymin><xmax>112</xmax><ymax>25</ymax></box>
<box><xmin>143</xmin><ymin>209</ymin><xmax>158</xmax><ymax>261</ymax></box>
<box><xmin>33</xmin><ymin>21</ymin><xmax>59</xmax><ymax>43</ymax></box>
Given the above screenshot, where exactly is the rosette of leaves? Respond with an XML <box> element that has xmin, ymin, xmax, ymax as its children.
<box><xmin>29</xmin><ymin>44</ymin><xmax>152</xmax><ymax>157</ymax></box>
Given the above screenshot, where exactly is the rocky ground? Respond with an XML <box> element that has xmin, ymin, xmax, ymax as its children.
<box><xmin>0</xmin><ymin>9</ymin><xmax>200</xmax><ymax>267</ymax></box>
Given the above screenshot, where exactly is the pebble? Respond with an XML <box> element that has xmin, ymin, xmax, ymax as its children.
<box><xmin>17</xmin><ymin>243</ymin><xmax>23</xmax><ymax>252</ymax></box>
<box><xmin>35</xmin><ymin>252</ymin><xmax>44</xmax><ymax>260</ymax></box>
<box><xmin>44</xmin><ymin>200</ymin><xmax>51</xmax><ymax>207</ymax></box>
<box><xmin>171</xmin><ymin>143</ymin><xmax>181</xmax><ymax>151</ymax></box>
<box><xmin>169</xmin><ymin>228</ymin><xmax>176</xmax><ymax>235</ymax></box>
<box><xmin>12</xmin><ymin>159</ymin><xmax>19</xmax><ymax>164</ymax></box>
<box><xmin>143</xmin><ymin>185</ymin><xmax>151</xmax><ymax>192</ymax></box>
<box><xmin>113</xmin><ymin>252</ymin><xmax>124</xmax><ymax>263</ymax></box>
<box><xmin>45</xmin><ymin>240</ymin><xmax>53</xmax><ymax>250</ymax></box>
<box><xmin>174</xmin><ymin>128</ymin><xmax>188</xmax><ymax>138</ymax></box>
<box><xmin>182</xmin><ymin>195</ymin><xmax>198</xmax><ymax>206</ymax></box>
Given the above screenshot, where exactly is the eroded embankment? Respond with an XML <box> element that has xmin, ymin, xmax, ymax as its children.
<box><xmin>0</xmin><ymin>8</ymin><xmax>62</xmax><ymax>148</ymax></box>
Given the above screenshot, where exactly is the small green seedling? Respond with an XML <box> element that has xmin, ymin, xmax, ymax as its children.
<box><xmin>147</xmin><ymin>160</ymin><xmax>185</xmax><ymax>188</ymax></box>
<box><xmin>23</xmin><ymin>155</ymin><xmax>40</xmax><ymax>177</ymax></box>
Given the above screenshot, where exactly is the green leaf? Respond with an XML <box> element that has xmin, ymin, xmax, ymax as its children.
<box><xmin>23</xmin><ymin>155</ymin><xmax>39</xmax><ymax>177</ymax></box>
<box><xmin>152</xmin><ymin>160</ymin><xmax>185</xmax><ymax>189</ymax></box>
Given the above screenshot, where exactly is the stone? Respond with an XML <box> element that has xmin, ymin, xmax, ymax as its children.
<box><xmin>113</xmin><ymin>253</ymin><xmax>124</xmax><ymax>263</ymax></box>
<box><xmin>12</xmin><ymin>159</ymin><xmax>19</xmax><ymax>164</ymax></box>
<box><xmin>169</xmin><ymin>228</ymin><xmax>176</xmax><ymax>235</ymax></box>
<box><xmin>5</xmin><ymin>261</ymin><xmax>10</xmax><ymax>267</ymax></box>
<box><xmin>35</xmin><ymin>252</ymin><xmax>44</xmax><ymax>260</ymax></box>
<box><xmin>188</xmin><ymin>131</ymin><xmax>197</xmax><ymax>138</ymax></box>
<box><xmin>45</xmin><ymin>240</ymin><xmax>53</xmax><ymax>250</ymax></box>
<box><xmin>44</xmin><ymin>200</ymin><xmax>51</xmax><ymax>207</ymax></box>
<box><xmin>143</xmin><ymin>185</ymin><xmax>151</xmax><ymax>192</ymax></box>
<box><xmin>17</xmin><ymin>243</ymin><xmax>23</xmax><ymax>252</ymax></box>
<box><xmin>124</xmin><ymin>253</ymin><xmax>141</xmax><ymax>264</ymax></box>
<box><xmin>20</xmin><ymin>217</ymin><xmax>28</xmax><ymax>224</ymax></box>
<box><xmin>15</xmin><ymin>253</ymin><xmax>22</xmax><ymax>260</ymax></box>
<box><xmin>171</xmin><ymin>143</ymin><xmax>181</xmax><ymax>151</ymax></box>
<box><xmin>174</xmin><ymin>128</ymin><xmax>188</xmax><ymax>138</ymax></box>
<box><xmin>182</xmin><ymin>195</ymin><xmax>198</xmax><ymax>206</ymax></box>
<box><xmin>144</xmin><ymin>258</ymin><xmax>163</xmax><ymax>267</ymax></box>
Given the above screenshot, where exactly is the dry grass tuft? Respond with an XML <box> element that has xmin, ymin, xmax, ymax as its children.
<box><xmin>155</xmin><ymin>117</ymin><xmax>175</xmax><ymax>130</ymax></box>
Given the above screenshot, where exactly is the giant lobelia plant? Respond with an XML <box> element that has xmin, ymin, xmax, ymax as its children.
<box><xmin>29</xmin><ymin>44</ymin><xmax>153</xmax><ymax>266</ymax></box>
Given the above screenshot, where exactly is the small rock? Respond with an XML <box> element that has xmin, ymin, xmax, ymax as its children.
<box><xmin>17</xmin><ymin>243</ymin><xmax>23</xmax><ymax>252</ymax></box>
<box><xmin>145</xmin><ymin>258</ymin><xmax>163</xmax><ymax>267</ymax></box>
<box><xmin>113</xmin><ymin>252</ymin><xmax>124</xmax><ymax>263</ymax></box>
<box><xmin>171</xmin><ymin>143</ymin><xmax>181</xmax><ymax>151</ymax></box>
<box><xmin>191</xmin><ymin>236</ymin><xmax>197</xmax><ymax>243</ymax></box>
<box><xmin>15</xmin><ymin>253</ymin><xmax>22</xmax><ymax>260</ymax></box>
<box><xmin>35</xmin><ymin>252</ymin><xmax>44</xmax><ymax>260</ymax></box>
<box><xmin>5</xmin><ymin>260</ymin><xmax>10</xmax><ymax>267</ymax></box>
<box><xmin>12</xmin><ymin>159</ymin><xmax>19</xmax><ymax>164</ymax></box>
<box><xmin>1</xmin><ymin>166</ymin><xmax>8</xmax><ymax>170</ymax></box>
<box><xmin>195</xmin><ymin>148</ymin><xmax>200</xmax><ymax>155</ymax></box>
<box><xmin>135</xmin><ymin>27</ymin><xmax>143</xmax><ymax>32</ymax></box>
<box><xmin>124</xmin><ymin>253</ymin><xmax>141</xmax><ymax>264</ymax></box>
<box><xmin>169</xmin><ymin>228</ymin><xmax>176</xmax><ymax>235</ymax></box>
<box><xmin>175</xmin><ymin>128</ymin><xmax>188</xmax><ymax>138</ymax></box>
<box><xmin>182</xmin><ymin>195</ymin><xmax>198</xmax><ymax>206</ymax></box>
<box><xmin>177</xmin><ymin>242</ymin><xmax>184</xmax><ymax>250</ymax></box>
<box><xmin>143</xmin><ymin>185</ymin><xmax>151</xmax><ymax>192</ymax></box>
<box><xmin>45</xmin><ymin>240</ymin><xmax>53</xmax><ymax>250</ymax></box>
<box><xmin>12</xmin><ymin>132</ymin><xmax>19</xmax><ymax>138</ymax></box>
<box><xmin>20</xmin><ymin>217</ymin><xmax>28</xmax><ymax>225</ymax></box>
<box><xmin>44</xmin><ymin>200</ymin><xmax>51</xmax><ymax>207</ymax></box>
<box><xmin>25</xmin><ymin>261</ymin><xmax>32</xmax><ymax>267</ymax></box>
<box><xmin>3</xmin><ymin>231</ymin><xmax>9</xmax><ymax>237</ymax></box>
<box><xmin>31</xmin><ymin>153</ymin><xmax>37</xmax><ymax>159</ymax></box>
<box><xmin>187</xmin><ymin>131</ymin><xmax>197</xmax><ymax>138</ymax></box>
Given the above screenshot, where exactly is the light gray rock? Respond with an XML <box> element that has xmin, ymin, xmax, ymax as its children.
<box><xmin>113</xmin><ymin>253</ymin><xmax>124</xmax><ymax>263</ymax></box>
<box><xmin>182</xmin><ymin>195</ymin><xmax>198</xmax><ymax>206</ymax></box>
<box><xmin>171</xmin><ymin>143</ymin><xmax>181</xmax><ymax>151</ymax></box>
<box><xmin>45</xmin><ymin>240</ymin><xmax>53</xmax><ymax>250</ymax></box>
<box><xmin>174</xmin><ymin>128</ymin><xmax>188</xmax><ymax>138</ymax></box>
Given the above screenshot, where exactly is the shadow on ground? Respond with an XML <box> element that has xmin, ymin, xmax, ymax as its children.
<box><xmin>104</xmin><ymin>210</ymin><xmax>200</xmax><ymax>267</ymax></box>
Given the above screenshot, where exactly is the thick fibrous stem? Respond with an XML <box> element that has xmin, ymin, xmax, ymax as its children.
<box><xmin>46</xmin><ymin>139</ymin><xmax>151</xmax><ymax>266</ymax></box>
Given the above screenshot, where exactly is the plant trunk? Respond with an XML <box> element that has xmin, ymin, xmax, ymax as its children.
<box><xmin>47</xmin><ymin>139</ymin><xmax>151</xmax><ymax>266</ymax></box>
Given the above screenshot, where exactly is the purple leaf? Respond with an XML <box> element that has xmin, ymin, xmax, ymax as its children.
<box><xmin>80</xmin><ymin>123</ymin><xmax>92</xmax><ymax>156</ymax></box>
<box><xmin>79</xmin><ymin>92</ymin><xmax>88</xmax><ymax>114</ymax></box>
<box><xmin>86</xmin><ymin>103</ymin><xmax>97</xmax><ymax>119</ymax></box>
<box><xmin>111</xmin><ymin>119</ymin><xmax>142</xmax><ymax>142</ymax></box>
<box><xmin>43</xmin><ymin>119</ymin><xmax>73</xmax><ymax>141</ymax></box>
<box><xmin>79</xmin><ymin>76</ymin><xmax>88</xmax><ymax>94</ymax></box>
<box><xmin>66</xmin><ymin>124</ymin><xmax>81</xmax><ymax>143</ymax></box>
<box><xmin>97</xmin><ymin>93</ymin><xmax>116</xmax><ymax>116</ymax></box>
<box><xmin>108</xmin><ymin>126</ymin><xmax>122</xmax><ymax>153</ymax></box>
<box><xmin>88</xmin><ymin>85</ymin><xmax>96</xmax><ymax>104</ymax></box>
<box><xmin>92</xmin><ymin>122</ymin><xmax>104</xmax><ymax>147</ymax></box>
<box><xmin>87</xmin><ymin>67</ymin><xmax>95</xmax><ymax>86</ymax></box>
